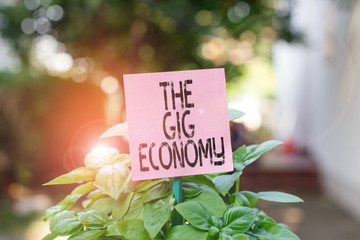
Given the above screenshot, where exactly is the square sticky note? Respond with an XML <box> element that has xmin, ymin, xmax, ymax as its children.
<box><xmin>124</xmin><ymin>68</ymin><xmax>233</xmax><ymax>180</ymax></box>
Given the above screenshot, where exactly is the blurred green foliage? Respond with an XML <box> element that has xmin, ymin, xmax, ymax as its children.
<box><xmin>0</xmin><ymin>199</ymin><xmax>39</xmax><ymax>233</ymax></box>
<box><xmin>0</xmin><ymin>0</ymin><xmax>298</xmax><ymax>84</ymax></box>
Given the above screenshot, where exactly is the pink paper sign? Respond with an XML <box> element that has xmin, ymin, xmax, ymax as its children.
<box><xmin>124</xmin><ymin>68</ymin><xmax>233</xmax><ymax>181</ymax></box>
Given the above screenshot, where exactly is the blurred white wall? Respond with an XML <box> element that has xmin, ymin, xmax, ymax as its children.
<box><xmin>274</xmin><ymin>0</ymin><xmax>360</xmax><ymax>220</ymax></box>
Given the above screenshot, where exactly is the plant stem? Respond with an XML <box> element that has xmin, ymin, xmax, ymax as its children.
<box><xmin>235</xmin><ymin>177</ymin><xmax>240</xmax><ymax>193</ymax></box>
<box><xmin>172</xmin><ymin>177</ymin><xmax>183</xmax><ymax>225</ymax></box>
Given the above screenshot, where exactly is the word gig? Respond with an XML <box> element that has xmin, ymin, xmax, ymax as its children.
<box><xmin>124</xmin><ymin>69</ymin><xmax>233</xmax><ymax>180</ymax></box>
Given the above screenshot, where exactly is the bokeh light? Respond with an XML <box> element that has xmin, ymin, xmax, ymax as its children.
<box><xmin>47</xmin><ymin>5</ymin><xmax>64</xmax><ymax>21</ymax></box>
<box><xmin>227</xmin><ymin>2</ymin><xmax>250</xmax><ymax>23</ymax></box>
<box><xmin>21</xmin><ymin>18</ymin><xmax>36</xmax><ymax>34</ymax></box>
<box><xmin>101</xmin><ymin>76</ymin><xmax>119</xmax><ymax>95</ymax></box>
<box><xmin>138</xmin><ymin>45</ymin><xmax>155</xmax><ymax>62</ymax></box>
<box><xmin>24</xmin><ymin>0</ymin><xmax>40</xmax><ymax>11</ymax></box>
<box><xmin>200</xmin><ymin>35</ymin><xmax>254</xmax><ymax>66</ymax></box>
<box><xmin>32</xmin><ymin>35</ymin><xmax>74</xmax><ymax>75</ymax></box>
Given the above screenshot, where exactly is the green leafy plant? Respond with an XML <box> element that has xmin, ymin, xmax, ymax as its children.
<box><xmin>42</xmin><ymin>109</ymin><xmax>303</xmax><ymax>240</ymax></box>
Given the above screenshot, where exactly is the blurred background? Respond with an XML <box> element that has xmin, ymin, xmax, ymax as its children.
<box><xmin>0</xmin><ymin>0</ymin><xmax>360</xmax><ymax>239</ymax></box>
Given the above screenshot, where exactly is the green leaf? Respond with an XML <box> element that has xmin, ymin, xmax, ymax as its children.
<box><xmin>183</xmin><ymin>175</ymin><xmax>217</xmax><ymax>192</ymax></box>
<box><xmin>58</xmin><ymin>194</ymin><xmax>83</xmax><ymax>210</ymax></box>
<box><xmin>233</xmin><ymin>141</ymin><xmax>283</xmax><ymax>172</ymax></box>
<box><xmin>230</xmin><ymin>193</ymin><xmax>251</xmax><ymax>208</ymax></box>
<box><xmin>43</xmin><ymin>205</ymin><xmax>63</xmax><ymax>221</ymax></box>
<box><xmin>135</xmin><ymin>178</ymin><xmax>170</xmax><ymax>192</ymax></box>
<box><xmin>42</xmin><ymin>234</ymin><xmax>57</xmax><ymax>240</ymax></box>
<box><xmin>223</xmin><ymin>206</ymin><xmax>255</xmax><ymax>234</ymax></box>
<box><xmin>232</xmin><ymin>146</ymin><xmax>247</xmax><ymax>172</ymax></box>
<box><xmin>206</xmin><ymin>173</ymin><xmax>221</xmax><ymax>178</ymax></box>
<box><xmin>262</xmin><ymin>216</ymin><xmax>276</xmax><ymax>223</ymax></box>
<box><xmin>221</xmin><ymin>227</ymin><xmax>234</xmax><ymax>235</ymax></box>
<box><xmin>59</xmin><ymin>182</ymin><xmax>96</xmax><ymax>209</ymax></box>
<box><xmin>232</xmin><ymin>233</ymin><xmax>250</xmax><ymax>240</ymax></box>
<box><xmin>106</xmin><ymin>219</ymin><xmax>150</xmax><ymax>240</ymax></box>
<box><xmin>72</xmin><ymin>181</ymin><xmax>97</xmax><ymax>195</ymax></box>
<box><xmin>85</xmin><ymin>147</ymin><xmax>130</xmax><ymax>168</ymax></box>
<box><xmin>99</xmin><ymin>122</ymin><xmax>128</xmax><ymax>139</ymax></box>
<box><xmin>105</xmin><ymin>222</ymin><xmax>122</xmax><ymax>237</ymax></box>
<box><xmin>68</xmin><ymin>230</ymin><xmax>106</xmax><ymax>240</ymax></box>
<box><xmin>58</xmin><ymin>182</ymin><xmax>95</xmax><ymax>209</ymax></box>
<box><xmin>144</xmin><ymin>194</ymin><xmax>174</xmax><ymax>238</ymax></box>
<box><xmin>256</xmin><ymin>209</ymin><xmax>268</xmax><ymax>218</ymax></box>
<box><xmin>185</xmin><ymin>184</ymin><xmax>227</xmax><ymax>218</ymax></box>
<box><xmin>95</xmin><ymin>162</ymin><xmax>132</xmax><ymax>200</ymax></box>
<box><xmin>240</xmin><ymin>191</ymin><xmax>258</xmax><ymax>208</ymax></box>
<box><xmin>244</xmin><ymin>234</ymin><xmax>257</xmax><ymax>240</ymax></box>
<box><xmin>77</xmin><ymin>210</ymin><xmax>110</xmax><ymax>229</ymax></box>
<box><xmin>82</xmin><ymin>199</ymin><xmax>92</xmax><ymax>208</ymax></box>
<box><xmin>231</xmin><ymin>191</ymin><xmax>259</xmax><ymax>208</ymax></box>
<box><xmin>50</xmin><ymin>210</ymin><xmax>83</xmax><ymax>236</ymax></box>
<box><xmin>206</xmin><ymin>226</ymin><xmax>220</xmax><ymax>240</ymax></box>
<box><xmin>229</xmin><ymin>108</ymin><xmax>245</xmax><ymax>121</ymax></box>
<box><xmin>112</xmin><ymin>192</ymin><xmax>134</xmax><ymax>220</ymax></box>
<box><xmin>278</xmin><ymin>223</ymin><xmax>290</xmax><ymax>229</ymax></box>
<box><xmin>88</xmin><ymin>189</ymin><xmax>108</xmax><ymax>200</ymax></box>
<box><xmin>182</xmin><ymin>182</ymin><xmax>202</xmax><ymax>198</ymax></box>
<box><xmin>165</xmin><ymin>225</ymin><xmax>207</xmax><ymax>240</ymax></box>
<box><xmin>90</xmin><ymin>197</ymin><xmax>116</xmax><ymax>214</ymax></box>
<box><xmin>98</xmin><ymin>236</ymin><xmax>119</xmax><ymax>240</ymax></box>
<box><xmin>124</xmin><ymin>192</ymin><xmax>144</xmax><ymax>220</ymax></box>
<box><xmin>143</xmin><ymin>181</ymin><xmax>171</xmax><ymax>204</ymax></box>
<box><xmin>257</xmin><ymin>191</ymin><xmax>303</xmax><ymax>203</ymax></box>
<box><xmin>44</xmin><ymin>167</ymin><xmax>97</xmax><ymax>185</ymax></box>
<box><xmin>251</xmin><ymin>221</ymin><xmax>300</xmax><ymax>240</ymax></box>
<box><xmin>175</xmin><ymin>201</ymin><xmax>211</xmax><ymax>230</ymax></box>
<box><xmin>58</xmin><ymin>182</ymin><xmax>96</xmax><ymax>210</ymax></box>
<box><xmin>244</xmin><ymin>140</ymin><xmax>283</xmax><ymax>166</ymax></box>
<box><xmin>210</xmin><ymin>216</ymin><xmax>223</xmax><ymax>228</ymax></box>
<box><xmin>212</xmin><ymin>172</ymin><xmax>241</xmax><ymax>196</ymax></box>
<box><xmin>219</xmin><ymin>232</ymin><xmax>232</xmax><ymax>240</ymax></box>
